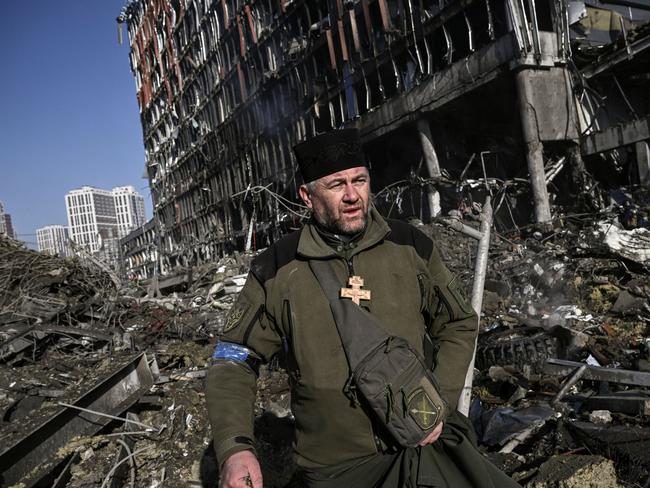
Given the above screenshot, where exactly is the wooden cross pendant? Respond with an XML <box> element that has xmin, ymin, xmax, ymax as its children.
<box><xmin>340</xmin><ymin>276</ymin><xmax>371</xmax><ymax>305</ymax></box>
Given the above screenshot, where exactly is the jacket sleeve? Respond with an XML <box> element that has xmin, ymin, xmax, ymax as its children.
<box><xmin>205</xmin><ymin>270</ymin><xmax>281</xmax><ymax>467</ymax></box>
<box><xmin>425</xmin><ymin>245</ymin><xmax>478</xmax><ymax>411</ymax></box>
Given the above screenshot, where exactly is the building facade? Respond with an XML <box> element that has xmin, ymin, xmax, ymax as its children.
<box><xmin>65</xmin><ymin>186</ymin><xmax>148</xmax><ymax>270</ymax></box>
<box><xmin>119</xmin><ymin>0</ymin><xmax>650</xmax><ymax>273</ymax></box>
<box><xmin>65</xmin><ymin>186</ymin><xmax>119</xmax><ymax>254</ymax></box>
<box><xmin>121</xmin><ymin>218</ymin><xmax>158</xmax><ymax>280</ymax></box>
<box><xmin>4</xmin><ymin>214</ymin><xmax>15</xmax><ymax>239</ymax></box>
<box><xmin>0</xmin><ymin>201</ymin><xmax>6</xmax><ymax>237</ymax></box>
<box><xmin>36</xmin><ymin>225</ymin><xmax>70</xmax><ymax>257</ymax></box>
<box><xmin>0</xmin><ymin>201</ymin><xmax>16</xmax><ymax>240</ymax></box>
<box><xmin>112</xmin><ymin>186</ymin><xmax>147</xmax><ymax>238</ymax></box>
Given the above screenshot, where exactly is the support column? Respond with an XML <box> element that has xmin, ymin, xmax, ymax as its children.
<box><xmin>636</xmin><ymin>141</ymin><xmax>650</xmax><ymax>186</ymax></box>
<box><xmin>515</xmin><ymin>69</ymin><xmax>552</xmax><ymax>223</ymax></box>
<box><xmin>416</xmin><ymin>118</ymin><xmax>442</xmax><ymax>218</ymax></box>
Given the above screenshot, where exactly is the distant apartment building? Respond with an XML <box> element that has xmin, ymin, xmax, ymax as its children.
<box><xmin>0</xmin><ymin>201</ymin><xmax>15</xmax><ymax>239</ymax></box>
<box><xmin>65</xmin><ymin>186</ymin><xmax>118</xmax><ymax>254</ymax></box>
<box><xmin>65</xmin><ymin>186</ymin><xmax>147</xmax><ymax>270</ymax></box>
<box><xmin>112</xmin><ymin>186</ymin><xmax>146</xmax><ymax>238</ymax></box>
<box><xmin>4</xmin><ymin>214</ymin><xmax>15</xmax><ymax>239</ymax></box>
<box><xmin>36</xmin><ymin>225</ymin><xmax>70</xmax><ymax>257</ymax></box>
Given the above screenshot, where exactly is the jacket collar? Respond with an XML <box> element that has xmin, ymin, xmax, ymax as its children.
<box><xmin>297</xmin><ymin>207</ymin><xmax>391</xmax><ymax>259</ymax></box>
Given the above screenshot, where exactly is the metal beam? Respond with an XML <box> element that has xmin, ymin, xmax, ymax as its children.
<box><xmin>582</xmin><ymin>394</ymin><xmax>650</xmax><ymax>416</ymax></box>
<box><xmin>544</xmin><ymin>358</ymin><xmax>650</xmax><ymax>387</ymax></box>
<box><xmin>581</xmin><ymin>116</ymin><xmax>650</xmax><ymax>156</ymax></box>
<box><xmin>581</xmin><ymin>32</ymin><xmax>650</xmax><ymax>79</ymax></box>
<box><xmin>600</xmin><ymin>0</ymin><xmax>650</xmax><ymax>12</ymax></box>
<box><xmin>0</xmin><ymin>353</ymin><xmax>156</xmax><ymax>486</ymax></box>
<box><xmin>360</xmin><ymin>33</ymin><xmax>519</xmax><ymax>141</ymax></box>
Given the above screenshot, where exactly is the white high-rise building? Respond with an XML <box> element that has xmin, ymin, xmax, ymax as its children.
<box><xmin>65</xmin><ymin>187</ymin><xmax>119</xmax><ymax>255</ymax></box>
<box><xmin>37</xmin><ymin>225</ymin><xmax>70</xmax><ymax>257</ymax></box>
<box><xmin>65</xmin><ymin>186</ymin><xmax>147</xmax><ymax>269</ymax></box>
<box><xmin>112</xmin><ymin>186</ymin><xmax>146</xmax><ymax>238</ymax></box>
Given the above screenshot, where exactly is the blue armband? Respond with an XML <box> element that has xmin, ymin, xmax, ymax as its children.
<box><xmin>212</xmin><ymin>342</ymin><xmax>250</xmax><ymax>361</ymax></box>
<box><xmin>212</xmin><ymin>342</ymin><xmax>261</xmax><ymax>374</ymax></box>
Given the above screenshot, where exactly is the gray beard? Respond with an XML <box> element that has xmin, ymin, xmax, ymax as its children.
<box><xmin>313</xmin><ymin>213</ymin><xmax>368</xmax><ymax>237</ymax></box>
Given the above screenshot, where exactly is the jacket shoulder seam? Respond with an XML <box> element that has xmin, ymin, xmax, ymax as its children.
<box><xmin>250</xmin><ymin>230</ymin><xmax>301</xmax><ymax>284</ymax></box>
<box><xmin>384</xmin><ymin>219</ymin><xmax>433</xmax><ymax>262</ymax></box>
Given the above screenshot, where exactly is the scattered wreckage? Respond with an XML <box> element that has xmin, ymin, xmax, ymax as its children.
<box><xmin>1</xmin><ymin>184</ymin><xmax>649</xmax><ymax>487</ymax></box>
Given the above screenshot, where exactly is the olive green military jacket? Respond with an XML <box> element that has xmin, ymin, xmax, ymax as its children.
<box><xmin>206</xmin><ymin>208</ymin><xmax>477</xmax><ymax>469</ymax></box>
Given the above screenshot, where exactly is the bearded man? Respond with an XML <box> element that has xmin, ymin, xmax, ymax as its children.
<box><xmin>206</xmin><ymin>128</ymin><xmax>520</xmax><ymax>488</ymax></box>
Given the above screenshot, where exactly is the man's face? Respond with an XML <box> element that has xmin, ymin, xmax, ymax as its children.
<box><xmin>299</xmin><ymin>166</ymin><xmax>370</xmax><ymax>235</ymax></box>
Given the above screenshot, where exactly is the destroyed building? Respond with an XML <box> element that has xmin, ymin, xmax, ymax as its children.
<box><xmin>118</xmin><ymin>0</ymin><xmax>649</xmax><ymax>276</ymax></box>
<box><xmin>121</xmin><ymin>218</ymin><xmax>158</xmax><ymax>280</ymax></box>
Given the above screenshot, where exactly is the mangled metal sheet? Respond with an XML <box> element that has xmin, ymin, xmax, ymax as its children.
<box><xmin>544</xmin><ymin>358</ymin><xmax>650</xmax><ymax>387</ymax></box>
<box><xmin>0</xmin><ymin>353</ymin><xmax>156</xmax><ymax>486</ymax></box>
<box><xmin>0</xmin><ymin>325</ymin><xmax>112</xmax><ymax>364</ymax></box>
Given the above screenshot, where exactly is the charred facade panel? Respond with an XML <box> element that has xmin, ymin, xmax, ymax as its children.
<box><xmin>121</xmin><ymin>219</ymin><xmax>158</xmax><ymax>280</ymax></box>
<box><xmin>573</xmin><ymin>3</ymin><xmax>650</xmax><ymax>188</ymax></box>
<box><xmin>118</xmin><ymin>0</ymin><xmax>650</xmax><ymax>273</ymax></box>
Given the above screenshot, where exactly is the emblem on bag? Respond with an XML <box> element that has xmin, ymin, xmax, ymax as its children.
<box><xmin>408</xmin><ymin>388</ymin><xmax>440</xmax><ymax>430</ymax></box>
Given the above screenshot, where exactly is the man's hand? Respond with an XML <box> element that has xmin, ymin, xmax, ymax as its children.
<box><xmin>418</xmin><ymin>421</ymin><xmax>444</xmax><ymax>446</ymax></box>
<box><xmin>219</xmin><ymin>450</ymin><xmax>263</xmax><ymax>488</ymax></box>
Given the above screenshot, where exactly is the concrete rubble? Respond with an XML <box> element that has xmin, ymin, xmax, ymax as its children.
<box><xmin>527</xmin><ymin>455</ymin><xmax>623</xmax><ymax>488</ymax></box>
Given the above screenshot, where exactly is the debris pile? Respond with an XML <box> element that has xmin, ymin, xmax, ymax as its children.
<box><xmin>0</xmin><ymin>237</ymin><xmax>252</xmax><ymax>487</ymax></box>
<box><xmin>426</xmin><ymin>207</ymin><xmax>650</xmax><ymax>487</ymax></box>
<box><xmin>1</xmin><ymin>199</ymin><xmax>649</xmax><ymax>487</ymax></box>
<box><xmin>0</xmin><ymin>236</ymin><xmax>117</xmax><ymax>332</ymax></box>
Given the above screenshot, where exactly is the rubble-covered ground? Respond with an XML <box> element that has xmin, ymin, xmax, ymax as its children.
<box><xmin>1</xmin><ymin>194</ymin><xmax>649</xmax><ymax>487</ymax></box>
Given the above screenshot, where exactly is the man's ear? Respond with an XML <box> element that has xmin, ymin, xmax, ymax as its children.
<box><xmin>299</xmin><ymin>185</ymin><xmax>313</xmax><ymax>209</ymax></box>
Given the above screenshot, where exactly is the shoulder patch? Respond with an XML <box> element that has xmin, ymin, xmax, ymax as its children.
<box><xmin>223</xmin><ymin>304</ymin><xmax>247</xmax><ymax>332</ymax></box>
<box><xmin>385</xmin><ymin>219</ymin><xmax>434</xmax><ymax>262</ymax></box>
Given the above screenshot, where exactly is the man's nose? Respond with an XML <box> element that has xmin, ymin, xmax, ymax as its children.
<box><xmin>342</xmin><ymin>183</ymin><xmax>359</xmax><ymax>201</ymax></box>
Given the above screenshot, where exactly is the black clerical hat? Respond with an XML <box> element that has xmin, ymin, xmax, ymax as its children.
<box><xmin>293</xmin><ymin>128</ymin><xmax>367</xmax><ymax>183</ymax></box>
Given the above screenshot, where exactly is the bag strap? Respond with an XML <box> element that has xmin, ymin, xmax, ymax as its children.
<box><xmin>309</xmin><ymin>259</ymin><xmax>390</xmax><ymax>370</ymax></box>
